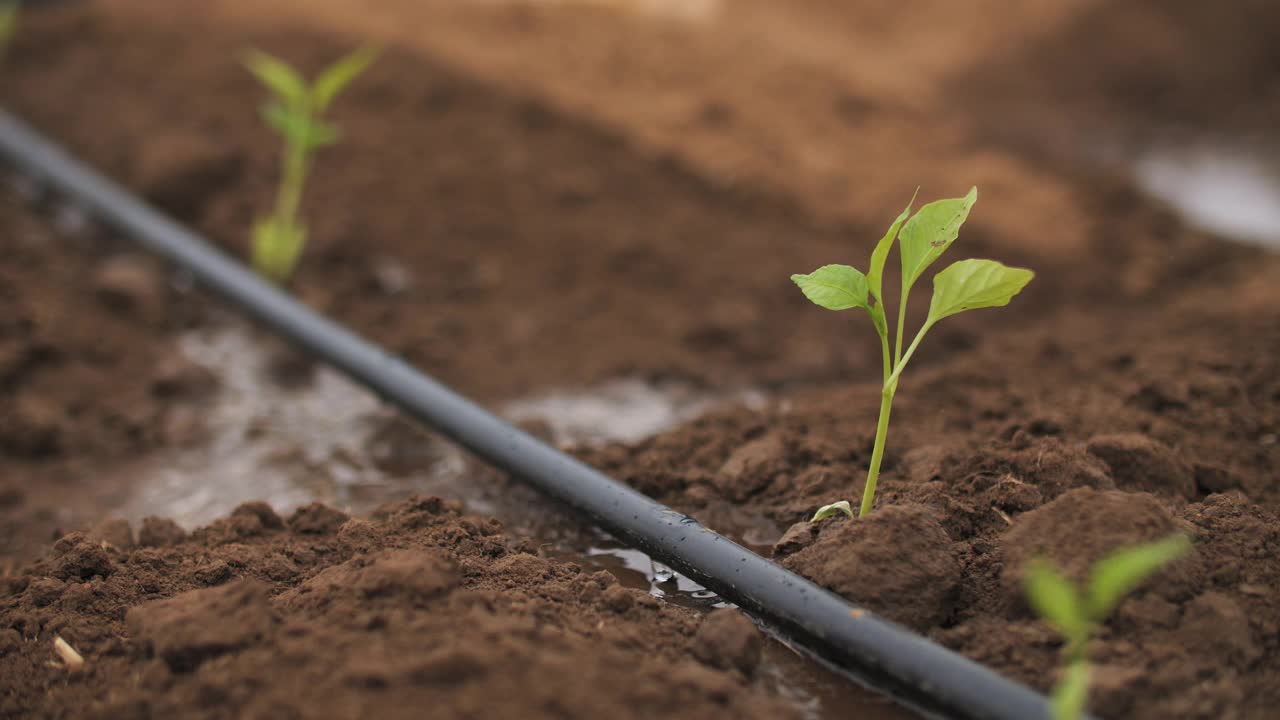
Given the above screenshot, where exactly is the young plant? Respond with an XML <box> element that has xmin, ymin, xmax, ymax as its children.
<box><xmin>0</xmin><ymin>2</ymin><xmax>18</xmax><ymax>60</ymax></box>
<box><xmin>242</xmin><ymin>45</ymin><xmax>379</xmax><ymax>282</ymax></box>
<box><xmin>792</xmin><ymin>188</ymin><xmax>1033</xmax><ymax>519</ymax></box>
<box><xmin>1024</xmin><ymin>534</ymin><xmax>1192</xmax><ymax>720</ymax></box>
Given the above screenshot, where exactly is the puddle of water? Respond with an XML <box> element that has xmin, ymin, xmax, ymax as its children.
<box><xmin>120</xmin><ymin>324</ymin><xmax>468</xmax><ymax>528</ymax></box>
<box><xmin>1131</xmin><ymin>142</ymin><xmax>1280</xmax><ymax>248</ymax></box>
<box><xmin>562</xmin><ymin>540</ymin><xmax>916</xmax><ymax>719</ymax></box>
<box><xmin>558</xmin><ymin>541</ymin><xmax>733</xmax><ymax>609</ymax></box>
<box><xmin>123</xmin><ymin>325</ymin><xmax>767</xmax><ymax>530</ymax></box>
<box><xmin>760</xmin><ymin>640</ymin><xmax>922</xmax><ymax>720</ymax></box>
<box><xmin>504</xmin><ymin>377</ymin><xmax>766</xmax><ymax>447</ymax></box>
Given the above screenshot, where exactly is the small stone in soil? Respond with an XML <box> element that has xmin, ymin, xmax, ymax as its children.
<box><xmin>93</xmin><ymin>256</ymin><xmax>164</xmax><ymax>317</ymax></box>
<box><xmin>692</xmin><ymin>608</ymin><xmax>764</xmax><ymax>676</ymax></box>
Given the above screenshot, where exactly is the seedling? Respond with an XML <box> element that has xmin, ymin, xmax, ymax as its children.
<box><xmin>0</xmin><ymin>2</ymin><xmax>19</xmax><ymax>60</ymax></box>
<box><xmin>1024</xmin><ymin>534</ymin><xmax>1191</xmax><ymax>720</ymax></box>
<box><xmin>793</xmin><ymin>188</ymin><xmax>1033</xmax><ymax>519</ymax></box>
<box><xmin>242</xmin><ymin>46</ymin><xmax>379</xmax><ymax>282</ymax></box>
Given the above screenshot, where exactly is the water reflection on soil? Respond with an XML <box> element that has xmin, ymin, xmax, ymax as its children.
<box><xmin>563</xmin><ymin>539</ymin><xmax>918</xmax><ymax>720</ymax></box>
<box><xmin>1133</xmin><ymin>142</ymin><xmax>1280</xmax><ymax>249</ymax></box>
<box><xmin>122</xmin><ymin>323</ymin><xmax>767</xmax><ymax>529</ymax></box>
<box><xmin>119</xmin><ymin>324</ymin><xmax>468</xmax><ymax>528</ymax></box>
<box><xmin>504</xmin><ymin>378</ymin><xmax>766</xmax><ymax>447</ymax></box>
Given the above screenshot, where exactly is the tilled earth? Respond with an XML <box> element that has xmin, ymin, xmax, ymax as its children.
<box><xmin>1</xmin><ymin>1</ymin><xmax>1277</xmax><ymax>719</ymax></box>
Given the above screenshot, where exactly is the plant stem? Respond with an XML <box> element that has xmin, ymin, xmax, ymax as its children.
<box><xmin>894</xmin><ymin>286</ymin><xmax>909</xmax><ymax>366</ymax></box>
<box><xmin>859</xmin><ymin>384</ymin><xmax>895</xmax><ymax>517</ymax></box>
<box><xmin>877</xmin><ymin>320</ymin><xmax>892</xmax><ymax>385</ymax></box>
<box><xmin>885</xmin><ymin>319</ymin><xmax>933</xmax><ymax>390</ymax></box>
<box><xmin>275</xmin><ymin>139</ymin><xmax>308</xmax><ymax>227</ymax></box>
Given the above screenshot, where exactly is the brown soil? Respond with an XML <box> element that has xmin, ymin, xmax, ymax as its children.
<box><xmin>588</xmin><ymin>277</ymin><xmax>1280</xmax><ymax>718</ymax></box>
<box><xmin>955</xmin><ymin>0</ymin><xmax>1280</xmax><ymax>160</ymax></box>
<box><xmin>2</xmin><ymin>1</ymin><xmax>1279</xmax><ymax>719</ymax></box>
<box><xmin>0</xmin><ymin>184</ymin><xmax>210</xmax><ymax>564</ymax></box>
<box><xmin>0</xmin><ymin>496</ymin><xmax>798</xmax><ymax>720</ymax></box>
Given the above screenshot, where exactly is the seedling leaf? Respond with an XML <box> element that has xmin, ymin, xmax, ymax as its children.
<box><xmin>790</xmin><ymin>186</ymin><xmax>1031</xmax><ymax>522</ymax></box>
<box><xmin>867</xmin><ymin>191</ymin><xmax>917</xmax><ymax>304</ymax></box>
<box><xmin>260</xmin><ymin>101</ymin><xmax>303</xmax><ymax>141</ymax></box>
<box><xmin>898</xmin><ymin>187</ymin><xmax>977</xmax><ymax>290</ymax></box>
<box><xmin>1085</xmin><ymin>534</ymin><xmax>1191</xmax><ymax>620</ymax></box>
<box><xmin>312</xmin><ymin>45</ymin><xmax>380</xmax><ymax>111</ymax></box>
<box><xmin>1024</xmin><ymin>557</ymin><xmax>1085</xmax><ymax>641</ymax></box>
<box><xmin>243</xmin><ymin>50</ymin><xmax>307</xmax><ymax>105</ymax></box>
<box><xmin>792</xmin><ymin>264</ymin><xmax>871</xmax><ymax>311</ymax></box>
<box><xmin>811</xmin><ymin>500</ymin><xmax>854</xmax><ymax>522</ymax></box>
<box><xmin>927</xmin><ymin>258</ymin><xmax>1034</xmax><ymax>323</ymax></box>
<box><xmin>1051</xmin><ymin>661</ymin><xmax>1090</xmax><ymax>720</ymax></box>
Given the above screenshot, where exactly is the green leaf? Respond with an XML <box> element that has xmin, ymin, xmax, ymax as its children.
<box><xmin>898</xmin><ymin>186</ymin><xmax>977</xmax><ymax>290</ymax></box>
<box><xmin>810</xmin><ymin>500</ymin><xmax>854</xmax><ymax>522</ymax></box>
<box><xmin>243</xmin><ymin>49</ymin><xmax>308</xmax><ymax>105</ymax></box>
<box><xmin>1085</xmin><ymin>534</ymin><xmax>1191</xmax><ymax>620</ymax></box>
<box><xmin>791</xmin><ymin>264</ymin><xmax>870</xmax><ymax>311</ymax></box>
<box><xmin>1050</xmin><ymin>661</ymin><xmax>1090</xmax><ymax>720</ymax></box>
<box><xmin>260</xmin><ymin>100</ymin><xmax>303</xmax><ymax>139</ymax></box>
<box><xmin>866</xmin><ymin>190</ymin><xmax>917</xmax><ymax>305</ymax></box>
<box><xmin>312</xmin><ymin>45</ymin><xmax>379</xmax><ymax>111</ymax></box>
<box><xmin>1024</xmin><ymin>557</ymin><xmax>1086</xmax><ymax>641</ymax></box>
<box><xmin>927</xmin><ymin>258</ymin><xmax>1034</xmax><ymax>324</ymax></box>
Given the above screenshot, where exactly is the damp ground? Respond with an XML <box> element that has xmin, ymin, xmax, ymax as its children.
<box><xmin>2</xmin><ymin>1</ymin><xmax>1278</xmax><ymax>719</ymax></box>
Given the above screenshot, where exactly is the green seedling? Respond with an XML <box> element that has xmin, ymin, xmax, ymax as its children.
<box><xmin>793</xmin><ymin>188</ymin><xmax>1033</xmax><ymax>519</ymax></box>
<box><xmin>243</xmin><ymin>45</ymin><xmax>379</xmax><ymax>282</ymax></box>
<box><xmin>1024</xmin><ymin>534</ymin><xmax>1192</xmax><ymax>720</ymax></box>
<box><xmin>0</xmin><ymin>2</ymin><xmax>19</xmax><ymax>60</ymax></box>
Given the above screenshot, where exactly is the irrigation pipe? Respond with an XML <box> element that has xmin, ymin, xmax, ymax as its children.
<box><xmin>0</xmin><ymin>109</ymin><xmax>1077</xmax><ymax>720</ymax></box>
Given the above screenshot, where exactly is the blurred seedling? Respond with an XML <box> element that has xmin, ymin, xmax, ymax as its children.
<box><xmin>1024</xmin><ymin>534</ymin><xmax>1192</xmax><ymax>720</ymax></box>
<box><xmin>243</xmin><ymin>45</ymin><xmax>378</xmax><ymax>282</ymax></box>
<box><xmin>0</xmin><ymin>2</ymin><xmax>18</xmax><ymax>61</ymax></box>
<box><xmin>793</xmin><ymin>188</ymin><xmax>1034</xmax><ymax>519</ymax></box>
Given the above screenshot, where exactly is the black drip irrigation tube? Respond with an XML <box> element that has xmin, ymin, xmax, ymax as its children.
<box><xmin>0</xmin><ymin>109</ymin><xmax>1078</xmax><ymax>720</ymax></box>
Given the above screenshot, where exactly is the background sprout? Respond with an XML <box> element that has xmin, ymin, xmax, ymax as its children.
<box><xmin>243</xmin><ymin>45</ymin><xmax>379</xmax><ymax>282</ymax></box>
<box><xmin>1024</xmin><ymin>535</ymin><xmax>1192</xmax><ymax>720</ymax></box>
<box><xmin>0</xmin><ymin>2</ymin><xmax>18</xmax><ymax>61</ymax></box>
<box><xmin>794</xmin><ymin>188</ymin><xmax>1034</xmax><ymax>519</ymax></box>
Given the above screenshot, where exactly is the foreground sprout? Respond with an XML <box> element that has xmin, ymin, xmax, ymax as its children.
<box><xmin>243</xmin><ymin>45</ymin><xmax>378</xmax><ymax>282</ymax></box>
<box><xmin>793</xmin><ymin>188</ymin><xmax>1033</xmax><ymax>518</ymax></box>
<box><xmin>1024</xmin><ymin>535</ymin><xmax>1191</xmax><ymax>720</ymax></box>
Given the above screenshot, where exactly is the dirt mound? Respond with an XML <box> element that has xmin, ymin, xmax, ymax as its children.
<box><xmin>0</xmin><ymin>496</ymin><xmax>795</xmax><ymax>720</ymax></box>
<box><xmin>572</xmin><ymin>171</ymin><xmax>1280</xmax><ymax>717</ymax></box>
<box><xmin>777</xmin><ymin>504</ymin><xmax>960</xmax><ymax>632</ymax></box>
<box><xmin>580</xmin><ymin>300</ymin><xmax>1280</xmax><ymax>718</ymax></box>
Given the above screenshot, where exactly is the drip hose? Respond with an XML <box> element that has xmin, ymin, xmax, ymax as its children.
<box><xmin>0</xmin><ymin>109</ymin><xmax>1076</xmax><ymax>720</ymax></box>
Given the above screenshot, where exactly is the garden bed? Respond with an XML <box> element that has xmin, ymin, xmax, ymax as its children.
<box><xmin>2</xmin><ymin>2</ymin><xmax>1278</xmax><ymax>719</ymax></box>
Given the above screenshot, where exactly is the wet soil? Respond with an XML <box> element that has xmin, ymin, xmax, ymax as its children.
<box><xmin>0</xmin><ymin>184</ymin><xmax>209</xmax><ymax>564</ymax></box>
<box><xmin>2</xmin><ymin>1</ymin><xmax>1279</xmax><ymax>719</ymax></box>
